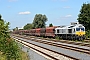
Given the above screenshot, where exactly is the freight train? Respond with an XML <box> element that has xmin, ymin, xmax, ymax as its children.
<box><xmin>13</xmin><ymin>22</ymin><xmax>85</xmax><ymax>40</ymax></box>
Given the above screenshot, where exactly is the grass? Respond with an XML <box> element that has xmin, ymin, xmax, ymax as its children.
<box><xmin>0</xmin><ymin>50</ymin><xmax>29</xmax><ymax>60</ymax></box>
<box><xmin>0</xmin><ymin>51</ymin><xmax>6</xmax><ymax>60</ymax></box>
<box><xmin>55</xmin><ymin>36</ymin><xmax>60</xmax><ymax>40</ymax></box>
<box><xmin>20</xmin><ymin>50</ymin><xmax>29</xmax><ymax>60</ymax></box>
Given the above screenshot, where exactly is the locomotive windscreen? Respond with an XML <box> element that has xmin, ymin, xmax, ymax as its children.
<box><xmin>76</xmin><ymin>28</ymin><xmax>85</xmax><ymax>31</ymax></box>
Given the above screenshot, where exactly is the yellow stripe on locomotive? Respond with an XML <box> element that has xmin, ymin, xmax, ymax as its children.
<box><xmin>76</xmin><ymin>31</ymin><xmax>85</xmax><ymax>36</ymax></box>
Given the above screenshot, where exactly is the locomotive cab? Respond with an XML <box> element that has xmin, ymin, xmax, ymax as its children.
<box><xmin>74</xmin><ymin>25</ymin><xmax>85</xmax><ymax>40</ymax></box>
<box><xmin>76</xmin><ymin>28</ymin><xmax>85</xmax><ymax>36</ymax></box>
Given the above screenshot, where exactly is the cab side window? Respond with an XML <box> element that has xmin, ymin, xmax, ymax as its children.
<box><xmin>68</xmin><ymin>29</ymin><xmax>72</xmax><ymax>33</ymax></box>
<box><xmin>57</xmin><ymin>29</ymin><xmax>59</xmax><ymax>33</ymax></box>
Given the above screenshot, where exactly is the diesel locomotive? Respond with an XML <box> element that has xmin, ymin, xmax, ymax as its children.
<box><xmin>55</xmin><ymin>22</ymin><xmax>85</xmax><ymax>40</ymax></box>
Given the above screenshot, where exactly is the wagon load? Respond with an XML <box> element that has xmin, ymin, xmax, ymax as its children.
<box><xmin>40</xmin><ymin>28</ymin><xmax>46</xmax><ymax>37</ymax></box>
<box><xmin>45</xmin><ymin>26</ymin><xmax>58</xmax><ymax>37</ymax></box>
<box><xmin>35</xmin><ymin>28</ymin><xmax>40</xmax><ymax>36</ymax></box>
<box><xmin>31</xmin><ymin>29</ymin><xmax>36</xmax><ymax>36</ymax></box>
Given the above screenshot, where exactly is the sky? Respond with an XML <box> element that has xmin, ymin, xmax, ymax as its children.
<box><xmin>0</xmin><ymin>0</ymin><xmax>90</xmax><ymax>29</ymax></box>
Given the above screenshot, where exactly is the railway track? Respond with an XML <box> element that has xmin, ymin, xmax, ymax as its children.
<box><xmin>11</xmin><ymin>34</ymin><xmax>90</xmax><ymax>55</ymax></box>
<box><xmin>42</xmin><ymin>38</ymin><xmax>90</xmax><ymax>47</ymax></box>
<box><xmin>36</xmin><ymin>37</ymin><xmax>90</xmax><ymax>47</ymax></box>
<box><xmin>13</xmin><ymin>37</ymin><xmax>78</xmax><ymax>60</ymax></box>
<box><xmin>12</xmin><ymin>34</ymin><xmax>90</xmax><ymax>47</ymax></box>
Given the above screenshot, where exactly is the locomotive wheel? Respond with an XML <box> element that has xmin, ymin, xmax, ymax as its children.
<box><xmin>79</xmin><ymin>37</ymin><xmax>83</xmax><ymax>41</ymax></box>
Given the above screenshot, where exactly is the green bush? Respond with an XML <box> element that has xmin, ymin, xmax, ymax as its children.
<box><xmin>55</xmin><ymin>36</ymin><xmax>60</xmax><ymax>40</ymax></box>
<box><xmin>86</xmin><ymin>30</ymin><xmax>90</xmax><ymax>38</ymax></box>
<box><xmin>0</xmin><ymin>15</ymin><xmax>21</xmax><ymax>60</ymax></box>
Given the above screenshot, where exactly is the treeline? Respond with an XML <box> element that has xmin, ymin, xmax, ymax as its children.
<box><xmin>13</xmin><ymin>14</ymin><xmax>53</xmax><ymax>31</ymax></box>
<box><xmin>23</xmin><ymin>14</ymin><xmax>53</xmax><ymax>30</ymax></box>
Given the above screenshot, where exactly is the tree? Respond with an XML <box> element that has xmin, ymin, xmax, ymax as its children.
<box><xmin>0</xmin><ymin>14</ymin><xmax>1</xmax><ymax>19</ymax></box>
<box><xmin>49</xmin><ymin>23</ymin><xmax>53</xmax><ymax>27</ymax></box>
<box><xmin>32</xmin><ymin>14</ymin><xmax>48</xmax><ymax>28</ymax></box>
<box><xmin>77</xmin><ymin>3</ymin><xmax>90</xmax><ymax>30</ymax></box>
<box><xmin>0</xmin><ymin>15</ymin><xmax>20</xmax><ymax>60</ymax></box>
<box><xmin>23</xmin><ymin>23</ymin><xmax>32</xmax><ymax>30</ymax></box>
<box><xmin>0</xmin><ymin>14</ymin><xmax>4</xmax><ymax>22</ymax></box>
<box><xmin>13</xmin><ymin>27</ymin><xmax>19</xmax><ymax>31</ymax></box>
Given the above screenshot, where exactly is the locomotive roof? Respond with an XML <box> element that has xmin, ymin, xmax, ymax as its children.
<box><xmin>55</xmin><ymin>24</ymin><xmax>85</xmax><ymax>29</ymax></box>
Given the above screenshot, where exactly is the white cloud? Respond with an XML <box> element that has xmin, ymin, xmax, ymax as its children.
<box><xmin>59</xmin><ymin>14</ymin><xmax>72</xmax><ymax>19</ymax></box>
<box><xmin>63</xmin><ymin>6</ymin><xmax>70</xmax><ymax>9</ymax></box>
<box><xmin>51</xmin><ymin>0</ymin><xmax>68</xmax><ymax>2</ymax></box>
<box><xmin>7</xmin><ymin>6</ymin><xmax>11</xmax><ymax>8</ymax></box>
<box><xmin>19</xmin><ymin>11</ymin><xmax>31</xmax><ymax>15</ymax></box>
<box><xmin>60</xmin><ymin>0</ymin><xmax>68</xmax><ymax>2</ymax></box>
<box><xmin>8</xmin><ymin>0</ymin><xmax>18</xmax><ymax>2</ymax></box>
<box><xmin>65</xmin><ymin>15</ymin><xmax>72</xmax><ymax>18</ymax></box>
